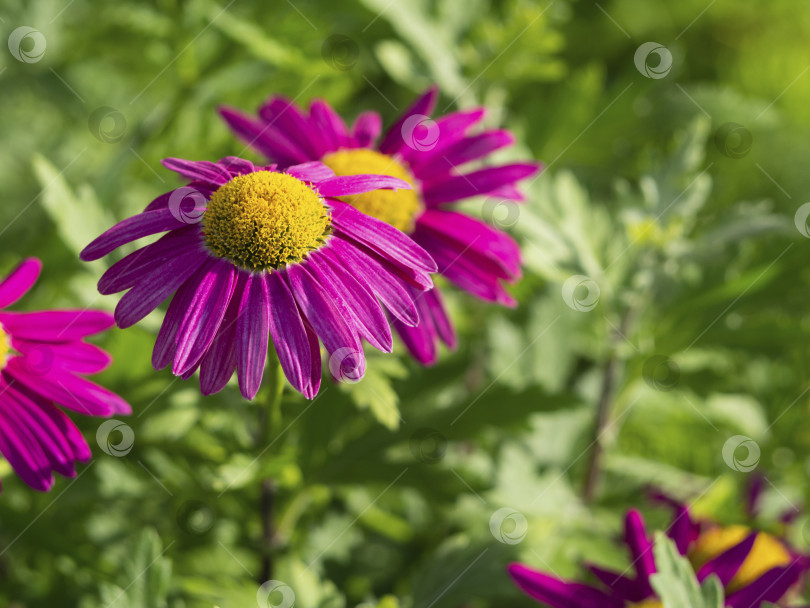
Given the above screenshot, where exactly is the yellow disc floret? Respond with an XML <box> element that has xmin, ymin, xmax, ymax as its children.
<box><xmin>0</xmin><ymin>325</ymin><xmax>9</xmax><ymax>370</ymax></box>
<box><xmin>689</xmin><ymin>525</ymin><xmax>792</xmax><ymax>593</ymax></box>
<box><xmin>203</xmin><ymin>171</ymin><xmax>331</xmax><ymax>271</ymax></box>
<box><xmin>627</xmin><ymin>601</ymin><xmax>662</xmax><ymax>608</ymax></box>
<box><xmin>321</xmin><ymin>149</ymin><xmax>422</xmax><ymax>233</ymax></box>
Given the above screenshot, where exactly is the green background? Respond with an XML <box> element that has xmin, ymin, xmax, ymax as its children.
<box><xmin>1</xmin><ymin>0</ymin><xmax>809</xmax><ymax>606</ymax></box>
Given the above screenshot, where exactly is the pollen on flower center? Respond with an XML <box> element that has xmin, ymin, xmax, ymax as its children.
<box><xmin>321</xmin><ymin>148</ymin><xmax>422</xmax><ymax>233</ymax></box>
<box><xmin>203</xmin><ymin>171</ymin><xmax>331</xmax><ymax>271</ymax></box>
<box><xmin>689</xmin><ymin>525</ymin><xmax>792</xmax><ymax>592</ymax></box>
<box><xmin>626</xmin><ymin>601</ymin><xmax>662</xmax><ymax>608</ymax></box>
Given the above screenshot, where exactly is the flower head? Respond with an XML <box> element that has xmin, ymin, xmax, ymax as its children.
<box><xmin>0</xmin><ymin>258</ymin><xmax>129</xmax><ymax>492</ymax></box>
<box><xmin>80</xmin><ymin>157</ymin><xmax>436</xmax><ymax>400</ymax></box>
<box><xmin>220</xmin><ymin>86</ymin><xmax>541</xmax><ymax>365</ymax></box>
<box><xmin>508</xmin><ymin>504</ymin><xmax>808</xmax><ymax>607</ymax></box>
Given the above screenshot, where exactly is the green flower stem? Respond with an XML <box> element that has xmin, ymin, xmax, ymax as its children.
<box><xmin>582</xmin><ymin>306</ymin><xmax>635</xmax><ymax>503</ymax></box>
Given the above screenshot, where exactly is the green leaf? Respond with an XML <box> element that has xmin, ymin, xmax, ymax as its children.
<box><xmin>98</xmin><ymin>529</ymin><xmax>171</xmax><ymax>608</ymax></box>
<box><xmin>339</xmin><ymin>354</ymin><xmax>407</xmax><ymax>430</ymax></box>
<box><xmin>32</xmin><ymin>154</ymin><xmax>114</xmax><ymax>268</ymax></box>
<box><xmin>650</xmin><ymin>533</ymin><xmax>724</xmax><ymax>608</ymax></box>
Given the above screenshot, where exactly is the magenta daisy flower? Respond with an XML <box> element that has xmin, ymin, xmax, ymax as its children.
<box><xmin>508</xmin><ymin>504</ymin><xmax>809</xmax><ymax>608</ymax></box>
<box><xmin>0</xmin><ymin>258</ymin><xmax>129</xmax><ymax>492</ymax></box>
<box><xmin>80</xmin><ymin>157</ymin><xmax>436</xmax><ymax>400</ymax></box>
<box><xmin>220</xmin><ymin>86</ymin><xmax>540</xmax><ymax>364</ymax></box>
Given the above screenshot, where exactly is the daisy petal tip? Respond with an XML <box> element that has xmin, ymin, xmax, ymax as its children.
<box><xmin>79</xmin><ymin>244</ymin><xmax>101</xmax><ymax>262</ymax></box>
<box><xmin>20</xmin><ymin>257</ymin><xmax>43</xmax><ymax>275</ymax></box>
<box><xmin>116</xmin><ymin>402</ymin><xmax>133</xmax><ymax>416</ymax></box>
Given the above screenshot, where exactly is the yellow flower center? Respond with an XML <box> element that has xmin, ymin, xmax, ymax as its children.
<box><xmin>203</xmin><ymin>171</ymin><xmax>331</xmax><ymax>271</ymax></box>
<box><xmin>689</xmin><ymin>525</ymin><xmax>792</xmax><ymax>593</ymax></box>
<box><xmin>321</xmin><ymin>148</ymin><xmax>422</xmax><ymax>233</ymax></box>
<box><xmin>0</xmin><ymin>325</ymin><xmax>9</xmax><ymax>371</ymax></box>
<box><xmin>627</xmin><ymin>601</ymin><xmax>662</xmax><ymax>608</ymax></box>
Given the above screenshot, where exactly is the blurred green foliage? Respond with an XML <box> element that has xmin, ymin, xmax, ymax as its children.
<box><xmin>1</xmin><ymin>0</ymin><xmax>810</xmax><ymax>606</ymax></box>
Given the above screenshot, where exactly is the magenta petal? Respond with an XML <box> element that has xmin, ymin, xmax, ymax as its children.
<box><xmin>422</xmin><ymin>163</ymin><xmax>540</xmax><ymax>205</ymax></box>
<box><xmin>379</xmin><ymin>86</ymin><xmax>439</xmax><ymax>155</ymax></box>
<box><xmin>625</xmin><ymin>510</ymin><xmax>656</xmax><ymax>595</ymax></box>
<box><xmin>393</xmin><ymin>308</ymin><xmax>437</xmax><ymax>365</ymax></box>
<box><xmin>152</xmin><ymin>268</ymin><xmax>206</xmax><ymax>370</ymax></box>
<box><xmin>199</xmin><ymin>273</ymin><xmax>245</xmax><ymax>395</ymax></box>
<box><xmin>327</xmin><ymin>237</ymin><xmax>419</xmax><ymax>326</ymax></box>
<box><xmin>309</xmin><ymin>251</ymin><xmax>393</xmax><ymax>353</ymax></box>
<box><xmin>413</xmin><ymin>230</ymin><xmax>514</xmax><ymax>304</ymax></box>
<box><xmin>80</xmin><ymin>208</ymin><xmax>197</xmax><ymax>261</ymax></box>
<box><xmin>97</xmin><ymin>226</ymin><xmax>202</xmax><ymax>295</ymax></box>
<box><xmin>5</xmin><ymin>359</ymin><xmax>130</xmax><ymax>416</ymax></box>
<box><xmin>12</xmin><ymin>339</ymin><xmax>112</xmax><ymax>375</ymax></box>
<box><xmin>266</xmin><ymin>271</ymin><xmax>316</xmax><ymax>399</ymax></box>
<box><xmin>330</xmin><ymin>201</ymin><xmax>436</xmax><ymax>273</ymax></box>
<box><xmin>286</xmin><ymin>264</ymin><xmax>365</xmax><ymax>382</ymax></box>
<box><xmin>258</xmin><ymin>96</ymin><xmax>325</xmax><ymax>159</ymax></box>
<box><xmin>114</xmin><ymin>249</ymin><xmax>208</xmax><ymax>329</ymax></box>
<box><xmin>0</xmin><ymin>309</ymin><xmax>114</xmax><ymax>342</ymax></box>
<box><xmin>2</xmin><ymin>389</ymin><xmax>75</xmax><ymax>478</ymax></box>
<box><xmin>696</xmin><ymin>533</ymin><xmax>756</xmax><ymax>585</ymax></box>
<box><xmin>217</xmin><ymin>156</ymin><xmax>257</xmax><ymax>176</ymax></box>
<box><xmin>286</xmin><ymin>161</ymin><xmax>335</xmax><ymax>183</ymax></box>
<box><xmin>161</xmin><ymin>157</ymin><xmax>232</xmax><ymax>186</ymax></box>
<box><xmin>317</xmin><ymin>175</ymin><xmax>412</xmax><ymax>197</ymax></box>
<box><xmin>667</xmin><ymin>505</ymin><xmax>699</xmax><ymax>555</ymax></box>
<box><xmin>236</xmin><ymin>274</ymin><xmax>271</xmax><ymax>400</ymax></box>
<box><xmin>433</xmin><ymin>107</ymin><xmax>486</xmax><ymax>139</ymax></box>
<box><xmin>487</xmin><ymin>183</ymin><xmax>526</xmax><ymax>202</ymax></box>
<box><xmin>508</xmin><ymin>563</ymin><xmax>622</xmax><ymax>608</ymax></box>
<box><xmin>144</xmin><ymin>182</ymin><xmax>215</xmax><ymax>213</ymax></box>
<box><xmin>172</xmin><ymin>259</ymin><xmax>237</xmax><ymax>375</ymax></box>
<box><xmin>309</xmin><ymin>99</ymin><xmax>349</xmax><ymax>151</ymax></box>
<box><xmin>726</xmin><ymin>562</ymin><xmax>805</xmax><ymax>607</ymax></box>
<box><xmin>219</xmin><ymin>106</ymin><xmax>310</xmax><ymax>166</ymax></box>
<box><xmin>0</xmin><ymin>402</ymin><xmax>53</xmax><ymax>491</ymax></box>
<box><xmin>302</xmin><ymin>323</ymin><xmax>322</xmax><ymax>397</ymax></box>
<box><xmin>412</xmin><ymin>130</ymin><xmax>515</xmax><ymax>178</ymax></box>
<box><xmin>0</xmin><ymin>258</ymin><xmax>42</xmax><ymax>309</ymax></box>
<box><xmin>352</xmin><ymin>111</ymin><xmax>382</xmax><ymax>148</ymax></box>
<box><xmin>586</xmin><ymin>565</ymin><xmax>647</xmax><ymax>602</ymax></box>
<box><xmin>34</xmin><ymin>393</ymin><xmax>91</xmax><ymax>461</ymax></box>
<box><xmin>417</xmin><ymin>210</ymin><xmax>521</xmax><ymax>278</ymax></box>
<box><xmin>422</xmin><ymin>287</ymin><xmax>456</xmax><ymax>348</ymax></box>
